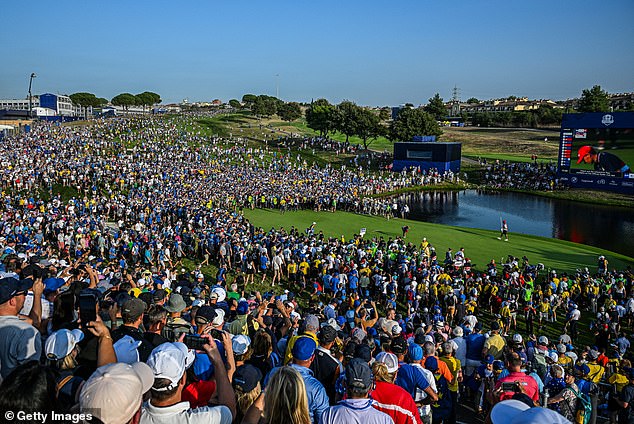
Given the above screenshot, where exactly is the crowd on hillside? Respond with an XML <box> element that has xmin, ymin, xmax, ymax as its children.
<box><xmin>0</xmin><ymin>117</ymin><xmax>632</xmax><ymax>424</ymax></box>
<box><xmin>482</xmin><ymin>160</ymin><xmax>562</xmax><ymax>191</ymax></box>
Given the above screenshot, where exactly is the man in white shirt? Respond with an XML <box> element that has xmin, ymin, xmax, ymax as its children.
<box><xmin>141</xmin><ymin>339</ymin><xmax>235</xmax><ymax>424</ymax></box>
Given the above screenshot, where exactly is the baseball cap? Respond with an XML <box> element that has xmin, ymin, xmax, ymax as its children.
<box><xmin>43</xmin><ymin>277</ymin><xmax>65</xmax><ymax>294</ymax></box>
<box><xmin>483</xmin><ymin>354</ymin><xmax>495</xmax><ymax>365</ymax></box>
<box><xmin>538</xmin><ymin>336</ymin><xmax>548</xmax><ymax>345</ymax></box>
<box><xmin>147</xmin><ymin>342</ymin><xmax>195</xmax><ymax>391</ymax></box>
<box><xmin>211</xmin><ymin>287</ymin><xmax>226</xmax><ymax>302</ymax></box>
<box><xmin>390</xmin><ymin>337</ymin><xmax>408</xmax><ymax>355</ymax></box>
<box><xmin>424</xmin><ymin>356</ymin><xmax>439</xmax><ymax>372</ymax></box>
<box><xmin>0</xmin><ymin>277</ymin><xmax>33</xmax><ymax>304</ymax></box>
<box><xmin>354</xmin><ymin>344</ymin><xmax>372</xmax><ymax>363</ymax></box>
<box><xmin>236</xmin><ymin>300</ymin><xmax>249</xmax><ymax>315</ymax></box>
<box><xmin>491</xmin><ymin>321</ymin><xmax>501</xmax><ymax>331</ymax></box>
<box><xmin>408</xmin><ymin>343</ymin><xmax>424</xmax><ymax>361</ymax></box>
<box><xmin>346</xmin><ymin>358</ymin><xmax>373</xmax><ymax>391</ymax></box>
<box><xmin>232</xmin><ymin>334</ymin><xmax>251</xmax><ymax>355</ymax></box>
<box><xmin>453</xmin><ymin>326</ymin><xmax>464</xmax><ymax>337</ymax></box>
<box><xmin>577</xmin><ymin>145</ymin><xmax>593</xmax><ymax>163</ymax></box>
<box><xmin>292</xmin><ymin>337</ymin><xmax>317</xmax><ymax>361</ymax></box>
<box><xmin>195</xmin><ymin>306</ymin><xmax>218</xmax><ymax>324</ymax></box>
<box><xmin>80</xmin><ymin>362</ymin><xmax>153</xmax><ymax>424</ymax></box>
<box><xmin>557</xmin><ymin>344</ymin><xmax>566</xmax><ymax>353</ymax></box>
<box><xmin>163</xmin><ymin>293</ymin><xmax>186</xmax><ymax>313</ymax></box>
<box><xmin>45</xmin><ymin>329</ymin><xmax>84</xmax><ymax>360</ymax></box>
<box><xmin>232</xmin><ymin>364</ymin><xmax>262</xmax><ymax>393</ymax></box>
<box><xmin>492</xmin><ymin>399</ymin><xmax>572</xmax><ymax>424</ymax></box>
<box><xmin>212</xmin><ymin>308</ymin><xmax>225</xmax><ymax>327</ymax></box>
<box><xmin>113</xmin><ymin>335</ymin><xmax>142</xmax><ymax>364</ymax></box>
<box><xmin>152</xmin><ymin>289</ymin><xmax>167</xmax><ymax>302</ymax></box>
<box><xmin>122</xmin><ymin>298</ymin><xmax>146</xmax><ymax>322</ymax></box>
<box><xmin>513</xmin><ymin>334</ymin><xmax>523</xmax><ymax>343</ymax></box>
<box><xmin>322</xmin><ymin>317</ymin><xmax>341</xmax><ymax>332</ymax></box>
<box><xmin>588</xmin><ymin>349</ymin><xmax>599</xmax><ymax>360</ymax></box>
<box><xmin>376</xmin><ymin>351</ymin><xmax>399</xmax><ymax>373</ymax></box>
<box><xmin>319</xmin><ymin>325</ymin><xmax>338</xmax><ymax>344</ymax></box>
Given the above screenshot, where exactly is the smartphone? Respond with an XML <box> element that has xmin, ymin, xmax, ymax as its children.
<box><xmin>501</xmin><ymin>382</ymin><xmax>518</xmax><ymax>392</ymax></box>
<box><xmin>184</xmin><ymin>334</ymin><xmax>209</xmax><ymax>350</ymax></box>
<box><xmin>79</xmin><ymin>294</ymin><xmax>97</xmax><ymax>327</ymax></box>
<box><xmin>210</xmin><ymin>329</ymin><xmax>224</xmax><ymax>340</ymax></box>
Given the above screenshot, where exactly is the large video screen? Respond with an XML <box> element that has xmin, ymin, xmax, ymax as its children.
<box><xmin>558</xmin><ymin>112</ymin><xmax>634</xmax><ymax>194</ymax></box>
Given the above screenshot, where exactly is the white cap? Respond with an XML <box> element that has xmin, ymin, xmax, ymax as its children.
<box><xmin>137</xmin><ymin>278</ymin><xmax>147</xmax><ymax>287</ymax></box>
<box><xmin>392</xmin><ymin>324</ymin><xmax>402</xmax><ymax>335</ymax></box>
<box><xmin>211</xmin><ymin>287</ymin><xmax>226</xmax><ymax>303</ymax></box>
<box><xmin>212</xmin><ymin>308</ymin><xmax>225</xmax><ymax>327</ymax></box>
<box><xmin>45</xmin><ymin>329</ymin><xmax>84</xmax><ymax>360</ymax></box>
<box><xmin>513</xmin><ymin>334</ymin><xmax>523</xmax><ymax>343</ymax></box>
<box><xmin>453</xmin><ymin>326</ymin><xmax>463</xmax><ymax>337</ymax></box>
<box><xmin>113</xmin><ymin>335</ymin><xmax>141</xmax><ymax>364</ymax></box>
<box><xmin>491</xmin><ymin>399</ymin><xmax>572</xmax><ymax>424</ymax></box>
<box><xmin>323</xmin><ymin>318</ymin><xmax>341</xmax><ymax>331</ymax></box>
<box><xmin>147</xmin><ymin>342</ymin><xmax>195</xmax><ymax>391</ymax></box>
<box><xmin>80</xmin><ymin>362</ymin><xmax>153</xmax><ymax>424</ymax></box>
<box><xmin>424</xmin><ymin>335</ymin><xmax>434</xmax><ymax>343</ymax></box>
<box><xmin>376</xmin><ymin>351</ymin><xmax>399</xmax><ymax>373</ymax></box>
<box><xmin>232</xmin><ymin>334</ymin><xmax>251</xmax><ymax>355</ymax></box>
<box><xmin>538</xmin><ymin>336</ymin><xmax>548</xmax><ymax>345</ymax></box>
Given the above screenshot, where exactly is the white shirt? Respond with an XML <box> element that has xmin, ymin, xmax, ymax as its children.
<box><xmin>412</xmin><ymin>363</ymin><xmax>437</xmax><ymax>417</ymax></box>
<box><xmin>140</xmin><ymin>401</ymin><xmax>231</xmax><ymax>424</ymax></box>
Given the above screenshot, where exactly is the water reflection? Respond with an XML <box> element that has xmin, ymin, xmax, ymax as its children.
<box><xmin>396</xmin><ymin>190</ymin><xmax>634</xmax><ymax>256</ymax></box>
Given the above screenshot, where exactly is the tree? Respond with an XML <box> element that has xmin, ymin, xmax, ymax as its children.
<box><xmin>466</xmin><ymin>97</ymin><xmax>479</xmax><ymax>104</ymax></box>
<box><xmin>111</xmin><ymin>93</ymin><xmax>137</xmax><ymax>110</ymax></box>
<box><xmin>389</xmin><ymin>107</ymin><xmax>442</xmax><ymax>141</ymax></box>
<box><xmin>135</xmin><ymin>91</ymin><xmax>161</xmax><ymax>112</ymax></box>
<box><xmin>97</xmin><ymin>98</ymin><xmax>109</xmax><ymax>106</ymax></box>
<box><xmin>424</xmin><ymin>93</ymin><xmax>448</xmax><ymax>120</ymax></box>
<box><xmin>69</xmin><ymin>92</ymin><xmax>101</xmax><ymax>108</ymax></box>
<box><xmin>578</xmin><ymin>85</ymin><xmax>610</xmax><ymax>112</ymax></box>
<box><xmin>305</xmin><ymin>98</ymin><xmax>335</xmax><ymax>137</ymax></box>
<box><xmin>277</xmin><ymin>102</ymin><xmax>302</xmax><ymax>121</ymax></box>
<box><xmin>333</xmin><ymin>101</ymin><xmax>360</xmax><ymax>143</ymax></box>
<box><xmin>228</xmin><ymin>99</ymin><xmax>241</xmax><ymax>109</ymax></box>
<box><xmin>241</xmin><ymin>94</ymin><xmax>257</xmax><ymax>107</ymax></box>
<box><xmin>355</xmin><ymin>108</ymin><xmax>383</xmax><ymax>149</ymax></box>
<box><xmin>378</xmin><ymin>107</ymin><xmax>391</xmax><ymax>121</ymax></box>
<box><xmin>252</xmin><ymin>95</ymin><xmax>278</xmax><ymax>117</ymax></box>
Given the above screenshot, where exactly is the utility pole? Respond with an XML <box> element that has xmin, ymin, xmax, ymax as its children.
<box><xmin>275</xmin><ymin>74</ymin><xmax>279</xmax><ymax>99</ymax></box>
<box><xmin>28</xmin><ymin>73</ymin><xmax>37</xmax><ymax>118</ymax></box>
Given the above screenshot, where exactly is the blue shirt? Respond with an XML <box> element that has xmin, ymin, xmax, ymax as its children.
<box><xmin>466</xmin><ymin>333</ymin><xmax>486</xmax><ymax>360</ymax></box>
<box><xmin>321</xmin><ymin>398</ymin><xmax>393</xmax><ymax>424</ymax></box>
<box><xmin>265</xmin><ymin>363</ymin><xmax>329</xmax><ymax>424</ymax></box>
<box><xmin>395</xmin><ymin>362</ymin><xmax>430</xmax><ymax>399</ymax></box>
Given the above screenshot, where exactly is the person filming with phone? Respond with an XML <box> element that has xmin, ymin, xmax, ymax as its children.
<box><xmin>490</xmin><ymin>352</ymin><xmax>540</xmax><ymax>406</ymax></box>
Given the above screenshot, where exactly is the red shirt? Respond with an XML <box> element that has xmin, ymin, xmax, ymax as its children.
<box><xmin>182</xmin><ymin>380</ymin><xmax>216</xmax><ymax>408</ymax></box>
<box><xmin>496</xmin><ymin>372</ymin><xmax>540</xmax><ymax>402</ymax></box>
<box><xmin>370</xmin><ymin>381</ymin><xmax>422</xmax><ymax>424</ymax></box>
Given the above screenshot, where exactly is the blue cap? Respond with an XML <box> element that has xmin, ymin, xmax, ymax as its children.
<box><xmin>237</xmin><ymin>300</ymin><xmax>249</xmax><ymax>315</ymax></box>
<box><xmin>0</xmin><ymin>277</ymin><xmax>34</xmax><ymax>304</ymax></box>
<box><xmin>43</xmin><ymin>277</ymin><xmax>65</xmax><ymax>293</ymax></box>
<box><xmin>292</xmin><ymin>337</ymin><xmax>317</xmax><ymax>361</ymax></box>
<box><xmin>336</xmin><ymin>316</ymin><xmax>346</xmax><ymax>326</ymax></box>
<box><xmin>424</xmin><ymin>356</ymin><xmax>439</xmax><ymax>371</ymax></box>
<box><xmin>574</xmin><ymin>364</ymin><xmax>590</xmax><ymax>376</ymax></box>
<box><xmin>483</xmin><ymin>354</ymin><xmax>495</xmax><ymax>364</ymax></box>
<box><xmin>408</xmin><ymin>343</ymin><xmax>423</xmax><ymax>361</ymax></box>
<box><xmin>345</xmin><ymin>310</ymin><xmax>355</xmax><ymax>321</ymax></box>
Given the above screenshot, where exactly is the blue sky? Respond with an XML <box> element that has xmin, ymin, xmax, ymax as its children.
<box><xmin>1</xmin><ymin>0</ymin><xmax>633</xmax><ymax>106</ymax></box>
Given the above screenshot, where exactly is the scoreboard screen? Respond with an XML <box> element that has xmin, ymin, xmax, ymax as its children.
<box><xmin>558</xmin><ymin>112</ymin><xmax>634</xmax><ymax>194</ymax></box>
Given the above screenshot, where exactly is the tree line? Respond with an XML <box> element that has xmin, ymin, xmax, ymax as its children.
<box><xmin>68</xmin><ymin>91</ymin><xmax>161</xmax><ymax>111</ymax></box>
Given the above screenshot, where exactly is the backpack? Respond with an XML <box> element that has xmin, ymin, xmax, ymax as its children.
<box><xmin>569</xmin><ymin>387</ymin><xmax>592</xmax><ymax>424</ymax></box>
<box><xmin>531</xmin><ymin>351</ymin><xmax>548</xmax><ymax>381</ymax></box>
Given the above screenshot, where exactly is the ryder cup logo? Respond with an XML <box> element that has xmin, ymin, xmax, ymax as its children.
<box><xmin>601</xmin><ymin>114</ymin><xmax>614</xmax><ymax>126</ymax></box>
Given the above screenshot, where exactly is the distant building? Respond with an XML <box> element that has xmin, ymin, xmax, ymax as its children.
<box><xmin>0</xmin><ymin>93</ymin><xmax>80</xmax><ymax>117</ymax></box>
<box><xmin>458</xmin><ymin>97</ymin><xmax>562</xmax><ymax>114</ymax></box>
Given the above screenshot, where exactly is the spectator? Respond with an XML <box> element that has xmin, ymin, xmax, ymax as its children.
<box><xmin>321</xmin><ymin>358</ymin><xmax>393</xmax><ymax>424</ymax></box>
<box><xmin>0</xmin><ymin>361</ymin><xmax>57</xmax><ymax>420</ymax></box>
<box><xmin>79</xmin><ymin>361</ymin><xmax>154</xmax><ymax>424</ymax></box>
<box><xmin>0</xmin><ymin>277</ymin><xmax>42</xmax><ymax>379</ymax></box>
<box><xmin>232</xmin><ymin>364</ymin><xmax>262</xmax><ymax>423</ymax></box>
<box><xmin>243</xmin><ymin>366</ymin><xmax>311</xmax><ymax>424</ymax></box>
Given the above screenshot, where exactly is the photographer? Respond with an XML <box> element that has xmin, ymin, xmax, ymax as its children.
<box><xmin>490</xmin><ymin>352</ymin><xmax>540</xmax><ymax>405</ymax></box>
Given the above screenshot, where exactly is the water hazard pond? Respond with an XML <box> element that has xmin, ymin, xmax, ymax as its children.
<box><xmin>394</xmin><ymin>190</ymin><xmax>634</xmax><ymax>257</ymax></box>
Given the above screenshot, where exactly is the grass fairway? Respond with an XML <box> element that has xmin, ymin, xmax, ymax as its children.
<box><xmin>243</xmin><ymin>209</ymin><xmax>633</xmax><ymax>272</ymax></box>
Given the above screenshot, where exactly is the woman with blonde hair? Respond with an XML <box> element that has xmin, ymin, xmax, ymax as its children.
<box><xmin>241</xmin><ymin>366</ymin><xmax>311</xmax><ymax>424</ymax></box>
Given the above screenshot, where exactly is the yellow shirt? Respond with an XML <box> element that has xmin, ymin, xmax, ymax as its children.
<box><xmin>440</xmin><ymin>356</ymin><xmax>461</xmax><ymax>392</ymax></box>
<box><xmin>500</xmin><ymin>306</ymin><xmax>511</xmax><ymax>318</ymax></box>
<box><xmin>608</xmin><ymin>372</ymin><xmax>629</xmax><ymax>393</ymax></box>
<box><xmin>484</xmin><ymin>333</ymin><xmax>506</xmax><ymax>359</ymax></box>
<box><xmin>557</xmin><ymin>354</ymin><xmax>572</xmax><ymax>370</ymax></box>
<box><xmin>539</xmin><ymin>302</ymin><xmax>550</xmax><ymax>312</ymax></box>
<box><xmin>586</xmin><ymin>362</ymin><xmax>605</xmax><ymax>383</ymax></box>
